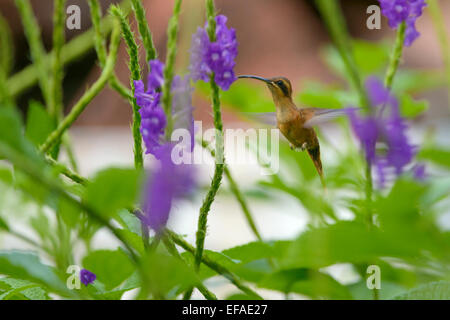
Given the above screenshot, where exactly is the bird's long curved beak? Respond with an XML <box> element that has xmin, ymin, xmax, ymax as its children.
<box><xmin>238</xmin><ymin>75</ymin><xmax>271</xmax><ymax>84</ymax></box>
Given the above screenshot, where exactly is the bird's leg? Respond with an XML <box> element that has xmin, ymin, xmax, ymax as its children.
<box><xmin>300</xmin><ymin>142</ymin><xmax>308</xmax><ymax>151</ymax></box>
<box><xmin>290</xmin><ymin>142</ymin><xmax>308</xmax><ymax>152</ymax></box>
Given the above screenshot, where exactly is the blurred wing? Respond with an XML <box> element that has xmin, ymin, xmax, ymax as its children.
<box><xmin>303</xmin><ymin>107</ymin><xmax>355</xmax><ymax>128</ymax></box>
<box><xmin>243</xmin><ymin>112</ymin><xmax>277</xmax><ymax>126</ymax></box>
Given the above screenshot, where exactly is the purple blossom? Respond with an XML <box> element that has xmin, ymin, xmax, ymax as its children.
<box><xmin>140</xmin><ymin>143</ymin><xmax>196</xmax><ymax>233</ymax></box>
<box><xmin>347</xmin><ymin>76</ymin><xmax>416</xmax><ymax>187</ymax></box>
<box><xmin>378</xmin><ymin>0</ymin><xmax>426</xmax><ymax>46</ymax></box>
<box><xmin>134</xmin><ymin>59</ymin><xmax>195</xmax><ymax>157</ymax></box>
<box><xmin>190</xmin><ymin>15</ymin><xmax>238</xmax><ymax>90</ymax></box>
<box><xmin>413</xmin><ymin>163</ymin><xmax>427</xmax><ymax>181</ymax></box>
<box><xmin>80</xmin><ymin>269</ymin><xmax>96</xmax><ymax>286</ymax></box>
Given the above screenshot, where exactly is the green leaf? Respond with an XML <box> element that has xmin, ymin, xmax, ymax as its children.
<box><xmin>399</xmin><ymin>94</ymin><xmax>429</xmax><ymax>118</ymax></box>
<box><xmin>418</xmin><ymin>147</ymin><xmax>450</xmax><ymax>169</ymax></box>
<box><xmin>0</xmin><ymin>277</ymin><xmax>50</xmax><ymax>300</ymax></box>
<box><xmin>58</xmin><ymin>197</ymin><xmax>81</xmax><ymax>228</ymax></box>
<box><xmin>141</xmin><ymin>251</ymin><xmax>198</xmax><ymax>297</ymax></box>
<box><xmin>83</xmin><ymin>168</ymin><xmax>142</xmax><ymax>218</ymax></box>
<box><xmin>0</xmin><ymin>107</ymin><xmax>42</xmax><ymax>163</ymax></box>
<box><xmin>222</xmin><ymin>241</ymin><xmax>276</xmax><ymax>264</ymax></box>
<box><xmin>25</xmin><ymin>101</ymin><xmax>56</xmax><ymax>147</ymax></box>
<box><xmin>0</xmin><ymin>214</ymin><xmax>9</xmax><ymax>231</ymax></box>
<box><xmin>281</xmin><ymin>221</ymin><xmax>414</xmax><ymax>269</ymax></box>
<box><xmin>393</xmin><ymin>281</ymin><xmax>450</xmax><ymax>300</ymax></box>
<box><xmin>0</xmin><ymin>251</ymin><xmax>71</xmax><ymax>296</ymax></box>
<box><xmin>258</xmin><ymin>268</ymin><xmax>352</xmax><ymax>299</ymax></box>
<box><xmin>82</xmin><ymin>249</ymin><xmax>135</xmax><ymax>290</ymax></box>
<box><xmin>348</xmin><ymin>280</ymin><xmax>406</xmax><ymax>300</ymax></box>
<box><xmin>0</xmin><ymin>166</ymin><xmax>13</xmax><ymax>185</ymax></box>
<box><xmin>352</xmin><ymin>40</ymin><xmax>390</xmax><ymax>74</ymax></box>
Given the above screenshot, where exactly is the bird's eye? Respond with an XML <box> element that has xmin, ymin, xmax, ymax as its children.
<box><xmin>276</xmin><ymin>80</ymin><xmax>284</xmax><ymax>86</ymax></box>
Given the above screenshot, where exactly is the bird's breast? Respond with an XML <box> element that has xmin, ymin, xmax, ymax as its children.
<box><xmin>277</xmin><ymin>118</ymin><xmax>318</xmax><ymax>148</ymax></box>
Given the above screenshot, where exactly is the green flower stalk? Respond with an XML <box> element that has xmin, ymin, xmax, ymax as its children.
<box><xmin>15</xmin><ymin>0</ymin><xmax>51</xmax><ymax>107</ymax></box>
<box><xmin>131</xmin><ymin>0</ymin><xmax>157</xmax><ymax>62</ymax></box>
<box><xmin>40</xmin><ymin>20</ymin><xmax>122</xmax><ymax>154</ymax></box>
<box><xmin>111</xmin><ymin>5</ymin><xmax>144</xmax><ymax>170</ymax></box>
<box><xmin>161</xmin><ymin>0</ymin><xmax>182</xmax><ymax>138</ymax></box>
<box><xmin>88</xmin><ymin>0</ymin><xmax>108</xmax><ymax>66</ymax></box>
<box><xmin>0</xmin><ymin>13</ymin><xmax>13</xmax><ymax>106</ymax></box>
<box><xmin>385</xmin><ymin>22</ymin><xmax>406</xmax><ymax>90</ymax></box>
<box><xmin>49</xmin><ymin>0</ymin><xmax>66</xmax><ymax>122</ymax></box>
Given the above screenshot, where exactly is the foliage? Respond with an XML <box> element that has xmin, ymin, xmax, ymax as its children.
<box><xmin>0</xmin><ymin>0</ymin><xmax>449</xmax><ymax>301</ymax></box>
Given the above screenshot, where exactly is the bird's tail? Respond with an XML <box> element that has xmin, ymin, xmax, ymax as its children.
<box><xmin>307</xmin><ymin>146</ymin><xmax>327</xmax><ymax>192</ymax></box>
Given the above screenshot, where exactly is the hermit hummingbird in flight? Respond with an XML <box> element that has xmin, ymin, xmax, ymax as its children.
<box><xmin>238</xmin><ymin>75</ymin><xmax>349</xmax><ymax>188</ymax></box>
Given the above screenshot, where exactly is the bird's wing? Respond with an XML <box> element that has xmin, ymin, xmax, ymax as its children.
<box><xmin>243</xmin><ymin>112</ymin><xmax>277</xmax><ymax>126</ymax></box>
<box><xmin>302</xmin><ymin>107</ymin><xmax>355</xmax><ymax>128</ymax></box>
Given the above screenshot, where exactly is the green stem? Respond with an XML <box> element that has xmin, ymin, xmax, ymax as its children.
<box><xmin>315</xmin><ymin>0</ymin><xmax>370</xmax><ymax>110</ymax></box>
<box><xmin>88</xmin><ymin>0</ymin><xmax>107</xmax><ymax>67</ymax></box>
<box><xmin>201</xmin><ymin>139</ymin><xmax>262</xmax><ymax>241</ymax></box>
<box><xmin>162</xmin><ymin>0</ymin><xmax>182</xmax><ymax>139</ymax></box>
<box><xmin>45</xmin><ymin>155</ymin><xmax>88</xmax><ymax>185</ymax></box>
<box><xmin>162</xmin><ymin>235</ymin><xmax>218</xmax><ymax>300</ymax></box>
<box><xmin>40</xmin><ymin>21</ymin><xmax>121</xmax><ymax>154</ymax></box>
<box><xmin>365</xmin><ymin>163</ymin><xmax>373</xmax><ymax>226</ymax></box>
<box><xmin>0</xmin><ymin>13</ymin><xmax>13</xmax><ymax>106</ymax></box>
<box><xmin>167</xmin><ymin>230</ymin><xmax>262</xmax><ymax>299</ymax></box>
<box><xmin>428</xmin><ymin>0</ymin><xmax>450</xmax><ymax>109</ymax></box>
<box><xmin>188</xmin><ymin>2</ymin><xmax>226</xmax><ymax>300</ymax></box>
<box><xmin>15</xmin><ymin>0</ymin><xmax>51</xmax><ymax>106</ymax></box>
<box><xmin>194</xmin><ymin>78</ymin><xmax>225</xmax><ymax>272</ymax></box>
<box><xmin>7</xmin><ymin>0</ymin><xmax>132</xmax><ymax>98</ymax></box>
<box><xmin>0</xmin><ymin>13</ymin><xmax>13</xmax><ymax>75</ymax></box>
<box><xmin>131</xmin><ymin>0</ymin><xmax>157</xmax><ymax>61</ymax></box>
<box><xmin>49</xmin><ymin>0</ymin><xmax>66</xmax><ymax>121</ymax></box>
<box><xmin>111</xmin><ymin>5</ymin><xmax>144</xmax><ymax>170</ymax></box>
<box><xmin>385</xmin><ymin>22</ymin><xmax>406</xmax><ymax>90</ymax></box>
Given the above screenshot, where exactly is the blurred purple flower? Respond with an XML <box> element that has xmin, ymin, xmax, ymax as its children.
<box><xmin>134</xmin><ymin>59</ymin><xmax>195</xmax><ymax>157</ymax></box>
<box><xmin>80</xmin><ymin>269</ymin><xmax>96</xmax><ymax>286</ymax></box>
<box><xmin>378</xmin><ymin>0</ymin><xmax>426</xmax><ymax>46</ymax></box>
<box><xmin>140</xmin><ymin>143</ymin><xmax>196</xmax><ymax>233</ymax></box>
<box><xmin>413</xmin><ymin>163</ymin><xmax>427</xmax><ymax>181</ymax></box>
<box><xmin>190</xmin><ymin>15</ymin><xmax>238</xmax><ymax>90</ymax></box>
<box><xmin>347</xmin><ymin>76</ymin><xmax>416</xmax><ymax>187</ymax></box>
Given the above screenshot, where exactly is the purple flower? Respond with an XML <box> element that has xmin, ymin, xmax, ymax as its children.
<box><xmin>80</xmin><ymin>269</ymin><xmax>96</xmax><ymax>286</ymax></box>
<box><xmin>378</xmin><ymin>0</ymin><xmax>426</xmax><ymax>46</ymax></box>
<box><xmin>190</xmin><ymin>15</ymin><xmax>238</xmax><ymax>90</ymax></box>
<box><xmin>134</xmin><ymin>60</ymin><xmax>195</xmax><ymax>156</ymax></box>
<box><xmin>413</xmin><ymin>163</ymin><xmax>427</xmax><ymax>181</ymax></box>
<box><xmin>140</xmin><ymin>143</ymin><xmax>196</xmax><ymax>233</ymax></box>
<box><xmin>347</xmin><ymin>76</ymin><xmax>416</xmax><ymax>187</ymax></box>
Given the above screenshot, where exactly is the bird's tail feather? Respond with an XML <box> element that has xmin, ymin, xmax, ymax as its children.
<box><xmin>307</xmin><ymin>146</ymin><xmax>327</xmax><ymax>192</ymax></box>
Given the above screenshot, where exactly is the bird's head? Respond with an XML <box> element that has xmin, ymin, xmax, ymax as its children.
<box><xmin>238</xmin><ymin>75</ymin><xmax>293</xmax><ymax>104</ymax></box>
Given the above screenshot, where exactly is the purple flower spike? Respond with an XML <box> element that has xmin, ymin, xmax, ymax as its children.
<box><xmin>378</xmin><ymin>0</ymin><xmax>426</xmax><ymax>46</ymax></box>
<box><xmin>347</xmin><ymin>76</ymin><xmax>417</xmax><ymax>187</ymax></box>
<box><xmin>190</xmin><ymin>14</ymin><xmax>238</xmax><ymax>90</ymax></box>
<box><xmin>80</xmin><ymin>269</ymin><xmax>96</xmax><ymax>286</ymax></box>
<box><xmin>134</xmin><ymin>59</ymin><xmax>195</xmax><ymax>157</ymax></box>
<box><xmin>141</xmin><ymin>143</ymin><xmax>196</xmax><ymax>233</ymax></box>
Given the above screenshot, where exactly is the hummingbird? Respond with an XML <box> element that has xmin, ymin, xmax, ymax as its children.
<box><xmin>238</xmin><ymin>75</ymin><xmax>349</xmax><ymax>187</ymax></box>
